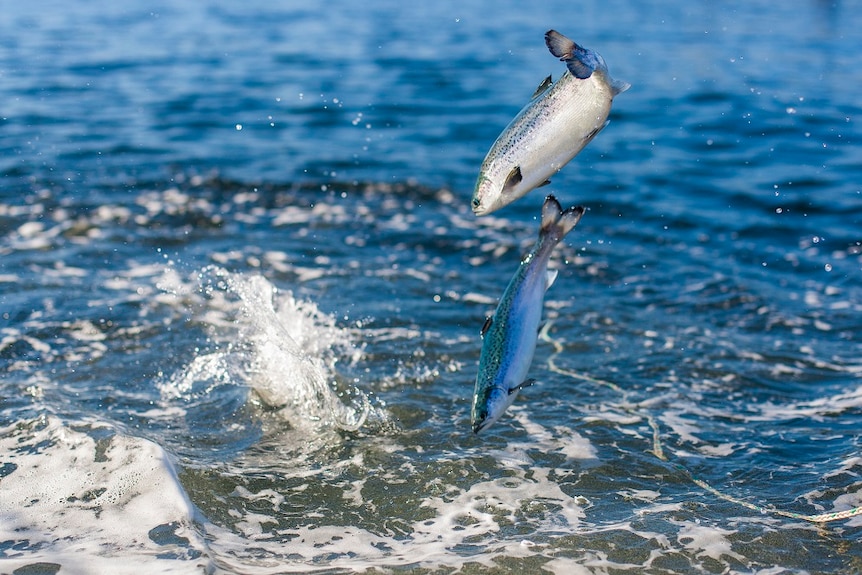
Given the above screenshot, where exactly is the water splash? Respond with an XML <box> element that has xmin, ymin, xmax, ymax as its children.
<box><xmin>158</xmin><ymin>266</ymin><xmax>388</xmax><ymax>433</ymax></box>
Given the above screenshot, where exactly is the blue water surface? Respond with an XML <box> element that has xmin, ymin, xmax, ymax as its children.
<box><xmin>2</xmin><ymin>1</ymin><xmax>861</xmax><ymax>573</ymax></box>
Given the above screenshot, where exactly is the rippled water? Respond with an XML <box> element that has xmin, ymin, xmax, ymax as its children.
<box><xmin>2</xmin><ymin>1</ymin><xmax>861</xmax><ymax>573</ymax></box>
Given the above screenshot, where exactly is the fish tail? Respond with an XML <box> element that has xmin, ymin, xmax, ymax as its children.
<box><xmin>540</xmin><ymin>195</ymin><xmax>585</xmax><ymax>245</ymax></box>
<box><xmin>545</xmin><ymin>30</ymin><xmax>599</xmax><ymax>80</ymax></box>
<box><xmin>545</xmin><ymin>29</ymin><xmax>630</xmax><ymax>96</ymax></box>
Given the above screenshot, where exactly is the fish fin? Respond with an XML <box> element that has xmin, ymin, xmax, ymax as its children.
<box><xmin>540</xmin><ymin>195</ymin><xmax>585</xmax><ymax>242</ymax></box>
<box><xmin>544</xmin><ymin>29</ymin><xmax>596</xmax><ymax>80</ymax></box>
<box><xmin>531</xmin><ymin>74</ymin><xmax>553</xmax><ymax>99</ymax></box>
<box><xmin>537</xmin><ymin>179</ymin><xmax>551</xmax><ymax>188</ymax></box>
<box><xmin>583</xmin><ymin>120</ymin><xmax>609</xmax><ymax>145</ymax></box>
<box><xmin>540</xmin><ymin>195</ymin><xmax>565</xmax><ymax>233</ymax></box>
<box><xmin>563</xmin><ymin>57</ymin><xmax>594</xmax><ymax>80</ymax></box>
<box><xmin>545</xmin><ymin>269</ymin><xmax>558</xmax><ymax>290</ymax></box>
<box><xmin>538</xmin><ymin>321</ymin><xmax>555</xmax><ymax>336</ymax></box>
<box><xmin>545</xmin><ymin>30</ymin><xmax>575</xmax><ymax>60</ymax></box>
<box><xmin>611</xmin><ymin>79</ymin><xmax>631</xmax><ymax>96</ymax></box>
<box><xmin>510</xmin><ymin>378</ymin><xmax>536</xmax><ymax>395</ymax></box>
<box><xmin>480</xmin><ymin>315</ymin><xmax>492</xmax><ymax>338</ymax></box>
<box><xmin>502</xmin><ymin>166</ymin><xmax>523</xmax><ymax>194</ymax></box>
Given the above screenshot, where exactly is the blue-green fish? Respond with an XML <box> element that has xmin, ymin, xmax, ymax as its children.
<box><xmin>471</xmin><ymin>30</ymin><xmax>629</xmax><ymax>216</ymax></box>
<box><xmin>471</xmin><ymin>195</ymin><xmax>585</xmax><ymax>433</ymax></box>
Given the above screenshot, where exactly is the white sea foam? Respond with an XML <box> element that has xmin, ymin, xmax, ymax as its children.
<box><xmin>0</xmin><ymin>416</ymin><xmax>211</xmax><ymax>574</ymax></box>
<box><xmin>201</xmin><ymin>461</ymin><xmax>592</xmax><ymax>573</ymax></box>
<box><xmin>674</xmin><ymin>522</ymin><xmax>745</xmax><ymax>563</ymax></box>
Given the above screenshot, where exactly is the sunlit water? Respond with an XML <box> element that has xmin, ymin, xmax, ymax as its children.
<box><xmin>2</xmin><ymin>1</ymin><xmax>861</xmax><ymax>573</ymax></box>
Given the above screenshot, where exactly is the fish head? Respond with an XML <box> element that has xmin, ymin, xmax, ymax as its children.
<box><xmin>471</xmin><ymin>165</ymin><xmax>524</xmax><ymax>216</ymax></box>
<box><xmin>471</xmin><ymin>384</ymin><xmax>518</xmax><ymax>434</ymax></box>
<box><xmin>471</xmin><ymin>173</ymin><xmax>502</xmax><ymax>216</ymax></box>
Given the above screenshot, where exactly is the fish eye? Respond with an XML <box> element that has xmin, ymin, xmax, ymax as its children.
<box><xmin>471</xmin><ymin>197</ymin><xmax>480</xmax><ymax>208</ymax></box>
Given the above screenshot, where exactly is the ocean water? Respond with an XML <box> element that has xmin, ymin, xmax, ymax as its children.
<box><xmin>2</xmin><ymin>1</ymin><xmax>861</xmax><ymax>573</ymax></box>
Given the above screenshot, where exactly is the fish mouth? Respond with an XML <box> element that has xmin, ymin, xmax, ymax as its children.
<box><xmin>471</xmin><ymin>196</ymin><xmax>486</xmax><ymax>216</ymax></box>
<box><xmin>472</xmin><ymin>416</ymin><xmax>494</xmax><ymax>434</ymax></box>
<box><xmin>471</xmin><ymin>175</ymin><xmax>495</xmax><ymax>216</ymax></box>
<box><xmin>472</xmin><ymin>196</ymin><xmax>495</xmax><ymax>217</ymax></box>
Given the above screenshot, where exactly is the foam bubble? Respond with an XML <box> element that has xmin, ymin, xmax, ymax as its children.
<box><xmin>675</xmin><ymin>522</ymin><xmax>745</xmax><ymax>563</ymax></box>
<box><xmin>199</xmin><ymin>457</ymin><xmax>591</xmax><ymax>572</ymax></box>
<box><xmin>0</xmin><ymin>416</ymin><xmax>210</xmax><ymax>573</ymax></box>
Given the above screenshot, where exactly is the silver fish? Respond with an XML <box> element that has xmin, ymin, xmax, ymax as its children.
<box><xmin>471</xmin><ymin>195</ymin><xmax>585</xmax><ymax>433</ymax></box>
<box><xmin>471</xmin><ymin>30</ymin><xmax>629</xmax><ymax>216</ymax></box>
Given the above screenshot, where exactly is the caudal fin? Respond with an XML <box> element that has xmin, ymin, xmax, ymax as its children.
<box><xmin>545</xmin><ymin>29</ymin><xmax>597</xmax><ymax>80</ymax></box>
<box><xmin>545</xmin><ymin>29</ymin><xmax>630</xmax><ymax>96</ymax></box>
<box><xmin>540</xmin><ymin>195</ymin><xmax>585</xmax><ymax>244</ymax></box>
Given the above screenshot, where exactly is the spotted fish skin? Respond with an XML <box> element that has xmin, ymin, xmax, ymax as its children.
<box><xmin>471</xmin><ymin>195</ymin><xmax>585</xmax><ymax>433</ymax></box>
<box><xmin>471</xmin><ymin>30</ymin><xmax>629</xmax><ymax>216</ymax></box>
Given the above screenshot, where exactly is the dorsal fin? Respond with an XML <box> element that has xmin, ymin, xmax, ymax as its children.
<box><xmin>531</xmin><ymin>74</ymin><xmax>553</xmax><ymax>99</ymax></box>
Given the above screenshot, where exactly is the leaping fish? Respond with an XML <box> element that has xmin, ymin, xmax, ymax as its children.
<box><xmin>471</xmin><ymin>195</ymin><xmax>585</xmax><ymax>433</ymax></box>
<box><xmin>471</xmin><ymin>30</ymin><xmax>629</xmax><ymax>216</ymax></box>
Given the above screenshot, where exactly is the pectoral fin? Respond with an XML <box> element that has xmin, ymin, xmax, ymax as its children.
<box><xmin>583</xmin><ymin>120</ymin><xmax>609</xmax><ymax>145</ymax></box>
<box><xmin>544</xmin><ymin>270</ymin><xmax>558</xmax><ymax>291</ymax></box>
<box><xmin>509</xmin><ymin>379</ymin><xmax>536</xmax><ymax>395</ymax></box>
<box><xmin>480</xmin><ymin>316</ymin><xmax>492</xmax><ymax>338</ymax></box>
<box><xmin>502</xmin><ymin>166</ymin><xmax>523</xmax><ymax>194</ymax></box>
